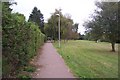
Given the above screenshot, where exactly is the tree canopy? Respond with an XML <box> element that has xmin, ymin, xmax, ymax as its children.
<box><xmin>44</xmin><ymin>9</ymin><xmax>79</xmax><ymax>41</ymax></box>
<box><xmin>28</xmin><ymin>7</ymin><xmax>44</xmax><ymax>33</ymax></box>
<box><xmin>83</xmin><ymin>2</ymin><xmax>119</xmax><ymax>52</ymax></box>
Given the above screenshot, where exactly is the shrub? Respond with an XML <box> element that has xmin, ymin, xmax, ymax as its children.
<box><xmin>23</xmin><ymin>66</ymin><xmax>36</xmax><ymax>72</ymax></box>
<box><xmin>2</xmin><ymin>13</ymin><xmax>45</xmax><ymax>77</ymax></box>
<box><xmin>17</xmin><ymin>74</ymin><xmax>31</xmax><ymax>80</ymax></box>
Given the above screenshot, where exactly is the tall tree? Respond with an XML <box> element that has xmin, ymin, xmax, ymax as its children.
<box><xmin>28</xmin><ymin>7</ymin><xmax>44</xmax><ymax>33</ymax></box>
<box><xmin>44</xmin><ymin>9</ymin><xmax>79</xmax><ymax>41</ymax></box>
<box><xmin>72</xmin><ymin>23</ymin><xmax>79</xmax><ymax>33</ymax></box>
<box><xmin>84</xmin><ymin>2</ymin><xmax>119</xmax><ymax>52</ymax></box>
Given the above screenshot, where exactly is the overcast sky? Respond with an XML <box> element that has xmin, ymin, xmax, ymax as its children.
<box><xmin>11</xmin><ymin>0</ymin><xmax>97</xmax><ymax>34</ymax></box>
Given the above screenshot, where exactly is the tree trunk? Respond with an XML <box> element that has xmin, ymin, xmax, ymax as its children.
<box><xmin>111</xmin><ymin>42</ymin><xmax>115</xmax><ymax>52</ymax></box>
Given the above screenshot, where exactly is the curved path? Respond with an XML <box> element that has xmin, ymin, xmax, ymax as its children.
<box><xmin>32</xmin><ymin>42</ymin><xmax>75</xmax><ymax>78</ymax></box>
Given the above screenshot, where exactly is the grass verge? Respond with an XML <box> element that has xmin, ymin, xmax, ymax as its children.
<box><xmin>53</xmin><ymin>40</ymin><xmax>118</xmax><ymax>78</ymax></box>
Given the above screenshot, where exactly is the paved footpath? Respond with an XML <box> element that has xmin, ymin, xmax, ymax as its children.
<box><xmin>32</xmin><ymin>42</ymin><xmax>75</xmax><ymax>78</ymax></box>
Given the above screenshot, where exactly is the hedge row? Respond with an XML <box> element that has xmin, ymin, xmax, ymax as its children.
<box><xmin>2</xmin><ymin>13</ymin><xmax>45</xmax><ymax>77</ymax></box>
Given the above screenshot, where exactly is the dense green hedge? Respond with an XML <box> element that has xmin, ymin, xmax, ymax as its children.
<box><xmin>2</xmin><ymin>13</ymin><xmax>45</xmax><ymax>77</ymax></box>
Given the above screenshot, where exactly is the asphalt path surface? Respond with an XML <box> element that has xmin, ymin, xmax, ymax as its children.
<box><xmin>32</xmin><ymin>42</ymin><xmax>75</xmax><ymax>78</ymax></box>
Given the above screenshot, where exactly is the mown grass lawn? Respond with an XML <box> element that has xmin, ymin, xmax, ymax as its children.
<box><xmin>53</xmin><ymin>40</ymin><xmax>118</xmax><ymax>78</ymax></box>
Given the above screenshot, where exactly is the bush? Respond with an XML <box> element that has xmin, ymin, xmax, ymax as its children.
<box><xmin>2</xmin><ymin>13</ymin><xmax>45</xmax><ymax>77</ymax></box>
<box><xmin>17</xmin><ymin>74</ymin><xmax>31</xmax><ymax>80</ymax></box>
<box><xmin>23</xmin><ymin>66</ymin><xmax>36</xmax><ymax>72</ymax></box>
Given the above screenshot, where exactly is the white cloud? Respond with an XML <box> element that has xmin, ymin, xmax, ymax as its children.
<box><xmin>11</xmin><ymin>0</ymin><xmax>97</xmax><ymax>34</ymax></box>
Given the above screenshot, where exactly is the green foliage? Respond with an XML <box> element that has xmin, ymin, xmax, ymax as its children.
<box><xmin>23</xmin><ymin>66</ymin><xmax>36</xmax><ymax>72</ymax></box>
<box><xmin>28</xmin><ymin>7</ymin><xmax>44</xmax><ymax>33</ymax></box>
<box><xmin>83</xmin><ymin>2</ymin><xmax>119</xmax><ymax>51</ymax></box>
<box><xmin>2</xmin><ymin>3</ymin><xmax>45</xmax><ymax>77</ymax></box>
<box><xmin>17</xmin><ymin>74</ymin><xmax>31</xmax><ymax>80</ymax></box>
<box><xmin>44</xmin><ymin>9</ymin><xmax>79</xmax><ymax>40</ymax></box>
<box><xmin>2</xmin><ymin>2</ymin><xmax>12</xmax><ymax>27</ymax></box>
